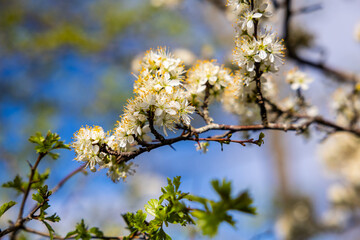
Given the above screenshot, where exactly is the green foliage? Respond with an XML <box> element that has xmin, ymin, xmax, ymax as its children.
<box><xmin>0</xmin><ymin>130</ymin><xmax>257</xmax><ymax>239</ymax></box>
<box><xmin>0</xmin><ymin>201</ymin><xmax>17</xmax><ymax>218</ymax></box>
<box><xmin>65</xmin><ymin>219</ymin><xmax>104</xmax><ymax>240</ymax></box>
<box><xmin>32</xmin><ymin>185</ymin><xmax>61</xmax><ymax>237</ymax></box>
<box><xmin>256</xmin><ymin>132</ymin><xmax>265</xmax><ymax>146</ymax></box>
<box><xmin>42</xmin><ymin>220</ymin><xmax>55</xmax><ymax>240</ymax></box>
<box><xmin>28</xmin><ymin>131</ymin><xmax>70</xmax><ymax>156</ymax></box>
<box><xmin>28</xmin><ymin>169</ymin><xmax>50</xmax><ymax>189</ymax></box>
<box><xmin>123</xmin><ymin>177</ymin><xmax>194</xmax><ymax>240</ymax></box>
<box><xmin>123</xmin><ymin>177</ymin><xmax>255</xmax><ymax>239</ymax></box>
<box><xmin>2</xmin><ymin>170</ymin><xmax>49</xmax><ymax>193</ymax></box>
<box><xmin>2</xmin><ymin>175</ymin><xmax>26</xmax><ymax>193</ymax></box>
<box><xmin>188</xmin><ymin>179</ymin><xmax>256</xmax><ymax>237</ymax></box>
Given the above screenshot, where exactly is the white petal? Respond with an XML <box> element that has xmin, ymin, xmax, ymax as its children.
<box><xmin>166</xmin><ymin>109</ymin><xmax>177</xmax><ymax>115</ymax></box>
<box><xmin>264</xmin><ymin>36</ymin><xmax>272</xmax><ymax>45</ymax></box>
<box><xmin>137</xmin><ymin>126</ymin><xmax>142</xmax><ymax>135</ymax></box>
<box><xmin>155</xmin><ymin>108</ymin><xmax>163</xmax><ymax>116</ymax></box>
<box><xmin>259</xmin><ymin>3</ymin><xmax>268</xmax><ymax>11</ymax></box>
<box><xmin>128</xmin><ymin>135</ymin><xmax>134</xmax><ymax>144</ymax></box>
<box><xmin>269</xmin><ymin>54</ymin><xmax>275</xmax><ymax>63</ymax></box>
<box><xmin>247</xmin><ymin>61</ymin><xmax>255</xmax><ymax>72</ymax></box>
<box><xmin>259</xmin><ymin>50</ymin><xmax>267</xmax><ymax>60</ymax></box>
<box><xmin>253</xmin><ymin>13</ymin><xmax>263</xmax><ymax>18</ymax></box>
<box><xmin>247</xmin><ymin>20</ymin><xmax>254</xmax><ymax>35</ymax></box>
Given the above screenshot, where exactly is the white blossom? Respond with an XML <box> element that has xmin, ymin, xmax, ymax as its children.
<box><xmin>72</xmin><ymin>126</ymin><xmax>107</xmax><ymax>172</ymax></box>
<box><xmin>286</xmin><ymin>69</ymin><xmax>313</xmax><ymax>91</ymax></box>
<box><xmin>185</xmin><ymin>60</ymin><xmax>232</xmax><ymax>106</ymax></box>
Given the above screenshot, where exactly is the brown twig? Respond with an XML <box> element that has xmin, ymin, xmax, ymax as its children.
<box><xmin>200</xmin><ymin>82</ymin><xmax>214</xmax><ymax>124</ymax></box>
<box><xmin>22</xmin><ymin>226</ymin><xmax>126</xmax><ymax>239</ymax></box>
<box><xmin>5</xmin><ymin>153</ymin><xmax>46</xmax><ymax>239</ymax></box>
<box><xmin>0</xmin><ymin>163</ymin><xmax>87</xmax><ymax>239</ymax></box>
<box><xmin>147</xmin><ymin>109</ymin><xmax>165</xmax><ymax>142</ymax></box>
<box><xmin>111</xmin><ymin>114</ymin><xmax>360</xmax><ymax>165</ymax></box>
<box><xmin>51</xmin><ymin>164</ymin><xmax>86</xmax><ymax>194</ymax></box>
<box><xmin>189</xmin><ymin>137</ymin><xmax>260</xmax><ymax>146</ymax></box>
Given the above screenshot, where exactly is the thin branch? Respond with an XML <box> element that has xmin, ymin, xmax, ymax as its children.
<box><xmin>51</xmin><ymin>164</ymin><xmax>86</xmax><ymax>194</ymax></box>
<box><xmin>0</xmin><ymin>164</ymin><xmax>87</xmax><ymax>238</ymax></box>
<box><xmin>111</xmin><ymin>114</ymin><xmax>360</xmax><ymax>164</ymax></box>
<box><xmin>22</xmin><ymin>226</ymin><xmax>126</xmax><ymax>239</ymax></box>
<box><xmin>147</xmin><ymin>109</ymin><xmax>165</xmax><ymax>142</ymax></box>
<box><xmin>200</xmin><ymin>82</ymin><xmax>214</xmax><ymax>124</ymax></box>
<box><xmin>188</xmin><ymin>137</ymin><xmax>260</xmax><ymax>146</ymax></box>
<box><xmin>17</xmin><ymin>153</ymin><xmax>45</xmax><ymax>220</ymax></box>
<box><xmin>282</xmin><ymin>0</ymin><xmax>357</xmax><ymax>83</ymax></box>
<box><xmin>253</xmin><ymin>3</ymin><xmax>268</xmax><ymax>125</ymax></box>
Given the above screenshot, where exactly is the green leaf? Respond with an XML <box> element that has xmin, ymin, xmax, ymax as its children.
<box><xmin>29</xmin><ymin>132</ymin><xmax>45</xmax><ymax>145</ymax></box>
<box><xmin>190</xmin><ymin>179</ymin><xmax>256</xmax><ymax>237</ymax></box>
<box><xmin>154</xmin><ymin>228</ymin><xmax>172</xmax><ymax>240</ymax></box>
<box><xmin>0</xmin><ymin>201</ymin><xmax>17</xmax><ymax>218</ymax></box>
<box><xmin>48</xmin><ymin>152</ymin><xmax>60</xmax><ymax>160</ymax></box>
<box><xmin>173</xmin><ymin>176</ymin><xmax>181</xmax><ymax>192</ymax></box>
<box><xmin>45</xmin><ymin>213</ymin><xmax>61</xmax><ymax>222</ymax></box>
<box><xmin>67</xmin><ymin>219</ymin><xmax>101</xmax><ymax>240</ymax></box>
<box><xmin>42</xmin><ymin>221</ymin><xmax>55</xmax><ymax>240</ymax></box>
<box><xmin>29</xmin><ymin>131</ymin><xmax>70</xmax><ymax>155</ymax></box>
<box><xmin>32</xmin><ymin>192</ymin><xmax>44</xmax><ymax>204</ymax></box>
<box><xmin>89</xmin><ymin>227</ymin><xmax>104</xmax><ymax>237</ymax></box>
<box><xmin>2</xmin><ymin>175</ymin><xmax>25</xmax><ymax>193</ymax></box>
<box><xmin>211</xmin><ymin>179</ymin><xmax>231</xmax><ymax>201</ymax></box>
<box><xmin>122</xmin><ymin>210</ymin><xmax>148</xmax><ymax>233</ymax></box>
<box><xmin>65</xmin><ymin>230</ymin><xmax>77</xmax><ymax>239</ymax></box>
<box><xmin>27</xmin><ymin>169</ymin><xmax>50</xmax><ymax>190</ymax></box>
<box><xmin>232</xmin><ymin>191</ymin><xmax>257</xmax><ymax>215</ymax></box>
<box><xmin>145</xmin><ymin>199</ymin><xmax>160</xmax><ymax>217</ymax></box>
<box><xmin>256</xmin><ymin>132</ymin><xmax>265</xmax><ymax>146</ymax></box>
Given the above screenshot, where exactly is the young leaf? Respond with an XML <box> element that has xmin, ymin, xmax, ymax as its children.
<box><xmin>42</xmin><ymin>221</ymin><xmax>55</xmax><ymax>240</ymax></box>
<box><xmin>154</xmin><ymin>228</ymin><xmax>172</xmax><ymax>240</ymax></box>
<box><xmin>256</xmin><ymin>132</ymin><xmax>265</xmax><ymax>146</ymax></box>
<box><xmin>145</xmin><ymin>199</ymin><xmax>160</xmax><ymax>217</ymax></box>
<box><xmin>2</xmin><ymin>175</ymin><xmax>25</xmax><ymax>193</ymax></box>
<box><xmin>45</xmin><ymin>213</ymin><xmax>61</xmax><ymax>222</ymax></box>
<box><xmin>89</xmin><ymin>227</ymin><xmax>104</xmax><ymax>237</ymax></box>
<box><xmin>32</xmin><ymin>192</ymin><xmax>44</xmax><ymax>204</ymax></box>
<box><xmin>0</xmin><ymin>201</ymin><xmax>17</xmax><ymax>218</ymax></box>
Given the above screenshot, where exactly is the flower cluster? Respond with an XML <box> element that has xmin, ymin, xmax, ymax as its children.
<box><xmin>229</xmin><ymin>1</ymin><xmax>285</xmax><ymax>86</ymax></box>
<box><xmin>73</xmin><ymin>48</ymin><xmax>198</xmax><ymax>181</ymax></box>
<box><xmin>286</xmin><ymin>68</ymin><xmax>313</xmax><ymax>91</ymax></box>
<box><xmin>319</xmin><ymin>132</ymin><xmax>360</xmax><ymax>227</ymax></box>
<box><xmin>222</xmin><ymin>73</ymin><xmax>276</xmax><ymax>123</ymax></box>
<box><xmin>331</xmin><ymin>86</ymin><xmax>360</xmax><ymax>127</ymax></box>
<box><xmin>185</xmin><ymin>60</ymin><xmax>232</xmax><ymax>107</ymax></box>
<box><xmin>233</xmin><ymin>32</ymin><xmax>285</xmax><ymax>85</ymax></box>
<box><xmin>72</xmin><ymin>126</ymin><xmax>107</xmax><ymax>172</ymax></box>
<box><xmin>72</xmin><ymin>126</ymin><xmax>136</xmax><ymax>181</ymax></box>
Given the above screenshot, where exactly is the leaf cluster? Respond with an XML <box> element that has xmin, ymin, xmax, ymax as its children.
<box><xmin>0</xmin><ymin>201</ymin><xmax>17</xmax><ymax>219</ymax></box>
<box><xmin>65</xmin><ymin>219</ymin><xmax>104</xmax><ymax>240</ymax></box>
<box><xmin>123</xmin><ymin>176</ymin><xmax>194</xmax><ymax>240</ymax></box>
<box><xmin>29</xmin><ymin>131</ymin><xmax>70</xmax><ymax>158</ymax></box>
<box><xmin>32</xmin><ymin>185</ymin><xmax>61</xmax><ymax>239</ymax></box>
<box><xmin>123</xmin><ymin>177</ymin><xmax>256</xmax><ymax>239</ymax></box>
<box><xmin>2</xmin><ymin>169</ymin><xmax>50</xmax><ymax>194</ymax></box>
<box><xmin>189</xmin><ymin>179</ymin><xmax>256</xmax><ymax>237</ymax></box>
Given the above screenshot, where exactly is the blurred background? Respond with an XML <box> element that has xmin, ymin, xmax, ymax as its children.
<box><xmin>1</xmin><ymin>0</ymin><xmax>360</xmax><ymax>239</ymax></box>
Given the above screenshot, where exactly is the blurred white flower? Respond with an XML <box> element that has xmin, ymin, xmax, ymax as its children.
<box><xmin>173</xmin><ymin>48</ymin><xmax>196</xmax><ymax>66</ymax></box>
<box><xmin>286</xmin><ymin>69</ymin><xmax>313</xmax><ymax>91</ymax></box>
<box><xmin>195</xmin><ymin>142</ymin><xmax>209</xmax><ymax>154</ymax></box>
